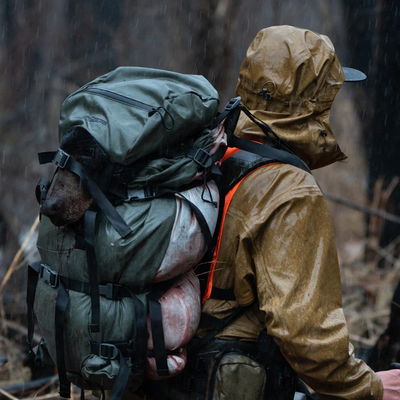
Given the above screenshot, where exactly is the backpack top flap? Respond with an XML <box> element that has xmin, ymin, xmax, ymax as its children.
<box><xmin>59</xmin><ymin>67</ymin><xmax>219</xmax><ymax>166</ymax></box>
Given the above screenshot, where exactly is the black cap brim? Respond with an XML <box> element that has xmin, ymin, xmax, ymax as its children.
<box><xmin>343</xmin><ymin>67</ymin><xmax>367</xmax><ymax>82</ymax></box>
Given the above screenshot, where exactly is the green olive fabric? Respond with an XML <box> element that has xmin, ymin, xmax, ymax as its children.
<box><xmin>59</xmin><ymin>67</ymin><xmax>219</xmax><ymax>189</ymax></box>
<box><xmin>37</xmin><ymin>199</ymin><xmax>176</xmax><ymax>285</ymax></box>
<box><xmin>35</xmin><ymin>201</ymin><xmax>176</xmax><ymax>387</ymax></box>
<box><xmin>34</xmin><ymin>67</ymin><xmax>221</xmax><ymax>391</ymax></box>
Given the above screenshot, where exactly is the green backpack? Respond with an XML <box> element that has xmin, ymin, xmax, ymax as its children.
<box><xmin>28</xmin><ymin>67</ymin><xmax>222</xmax><ymax>399</ymax></box>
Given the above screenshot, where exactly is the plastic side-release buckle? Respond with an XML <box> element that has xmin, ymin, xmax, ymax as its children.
<box><xmin>52</xmin><ymin>149</ymin><xmax>71</xmax><ymax>169</ymax></box>
<box><xmin>127</xmin><ymin>187</ymin><xmax>156</xmax><ymax>200</ymax></box>
<box><xmin>224</xmin><ymin>96</ymin><xmax>241</xmax><ymax>111</ymax></box>
<box><xmin>99</xmin><ymin>283</ymin><xmax>123</xmax><ymax>300</ymax></box>
<box><xmin>39</xmin><ymin>264</ymin><xmax>59</xmax><ymax>288</ymax></box>
<box><xmin>99</xmin><ymin>343</ymin><xmax>119</xmax><ymax>360</ymax></box>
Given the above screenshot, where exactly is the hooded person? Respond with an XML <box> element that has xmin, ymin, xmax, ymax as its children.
<box><xmin>168</xmin><ymin>26</ymin><xmax>400</xmax><ymax>400</ymax></box>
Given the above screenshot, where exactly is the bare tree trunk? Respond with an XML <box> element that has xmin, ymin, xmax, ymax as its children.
<box><xmin>192</xmin><ymin>0</ymin><xmax>242</xmax><ymax>103</ymax></box>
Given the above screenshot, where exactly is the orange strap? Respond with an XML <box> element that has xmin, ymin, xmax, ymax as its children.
<box><xmin>202</xmin><ymin>149</ymin><xmax>278</xmax><ymax>303</ymax></box>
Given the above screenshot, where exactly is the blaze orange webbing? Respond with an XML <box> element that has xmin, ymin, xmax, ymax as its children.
<box><xmin>202</xmin><ymin>148</ymin><xmax>278</xmax><ymax>302</ymax></box>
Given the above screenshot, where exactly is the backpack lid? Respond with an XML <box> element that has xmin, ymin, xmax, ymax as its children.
<box><xmin>59</xmin><ymin>67</ymin><xmax>219</xmax><ymax>166</ymax></box>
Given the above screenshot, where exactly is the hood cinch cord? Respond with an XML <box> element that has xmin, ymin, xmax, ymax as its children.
<box><xmin>241</xmin><ymin>106</ymin><xmax>296</xmax><ymax>155</ymax></box>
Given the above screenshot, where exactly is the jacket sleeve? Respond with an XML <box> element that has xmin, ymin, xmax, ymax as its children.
<box><xmin>250</xmin><ymin>186</ymin><xmax>383</xmax><ymax>399</ymax></box>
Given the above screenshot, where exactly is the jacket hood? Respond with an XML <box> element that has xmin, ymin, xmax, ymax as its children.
<box><xmin>235</xmin><ymin>25</ymin><xmax>348</xmax><ymax>169</ymax></box>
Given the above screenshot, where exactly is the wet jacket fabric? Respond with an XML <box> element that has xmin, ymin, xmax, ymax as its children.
<box><xmin>197</xmin><ymin>26</ymin><xmax>383</xmax><ymax>399</ymax></box>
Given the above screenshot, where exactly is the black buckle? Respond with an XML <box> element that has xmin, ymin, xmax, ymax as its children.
<box><xmin>52</xmin><ymin>149</ymin><xmax>70</xmax><ymax>169</ymax></box>
<box><xmin>127</xmin><ymin>187</ymin><xmax>156</xmax><ymax>200</ymax></box>
<box><xmin>191</xmin><ymin>148</ymin><xmax>212</xmax><ymax>169</ymax></box>
<box><xmin>99</xmin><ymin>343</ymin><xmax>119</xmax><ymax>360</ymax></box>
<box><xmin>224</xmin><ymin>96</ymin><xmax>241</xmax><ymax>111</ymax></box>
<box><xmin>99</xmin><ymin>283</ymin><xmax>122</xmax><ymax>300</ymax></box>
<box><xmin>39</xmin><ymin>265</ymin><xmax>59</xmax><ymax>288</ymax></box>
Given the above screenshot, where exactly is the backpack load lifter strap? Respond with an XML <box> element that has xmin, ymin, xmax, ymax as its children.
<box><xmin>214</xmin><ymin>96</ymin><xmax>310</xmax><ymax>175</ymax></box>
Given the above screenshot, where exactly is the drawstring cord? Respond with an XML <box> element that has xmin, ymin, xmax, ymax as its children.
<box><xmin>201</xmin><ymin>169</ymin><xmax>218</xmax><ymax>208</ymax></box>
<box><xmin>149</xmin><ymin>107</ymin><xmax>174</xmax><ymax>130</ymax></box>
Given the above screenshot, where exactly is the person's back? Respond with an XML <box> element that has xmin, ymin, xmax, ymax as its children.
<box><xmin>171</xmin><ymin>26</ymin><xmax>400</xmax><ymax>400</ymax></box>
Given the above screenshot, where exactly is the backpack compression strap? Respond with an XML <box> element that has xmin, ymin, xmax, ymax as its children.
<box><xmin>38</xmin><ymin>150</ymin><xmax>132</xmax><ymax>238</ymax></box>
<box><xmin>27</xmin><ymin>260</ymin><xmax>173</xmax><ymax>398</ymax></box>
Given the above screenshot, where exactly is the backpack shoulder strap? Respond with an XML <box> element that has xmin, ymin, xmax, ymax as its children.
<box><xmin>229</xmin><ymin>135</ymin><xmax>310</xmax><ymax>174</ymax></box>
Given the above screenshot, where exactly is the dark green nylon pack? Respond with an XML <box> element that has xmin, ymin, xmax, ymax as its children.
<box><xmin>29</xmin><ymin>67</ymin><xmax>222</xmax><ymax>399</ymax></box>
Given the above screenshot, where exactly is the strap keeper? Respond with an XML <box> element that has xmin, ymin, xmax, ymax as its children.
<box><xmin>187</xmin><ymin>147</ymin><xmax>212</xmax><ymax>169</ymax></box>
<box><xmin>99</xmin><ymin>343</ymin><xmax>119</xmax><ymax>360</ymax></box>
<box><xmin>52</xmin><ymin>149</ymin><xmax>71</xmax><ymax>169</ymax></box>
<box><xmin>39</xmin><ymin>265</ymin><xmax>59</xmax><ymax>288</ymax></box>
<box><xmin>224</xmin><ymin>96</ymin><xmax>241</xmax><ymax>111</ymax></box>
<box><xmin>91</xmin><ymin>342</ymin><xmax>119</xmax><ymax>360</ymax></box>
<box><xmin>90</xmin><ymin>324</ymin><xmax>100</xmax><ymax>333</ymax></box>
<box><xmin>127</xmin><ymin>187</ymin><xmax>156</xmax><ymax>200</ymax></box>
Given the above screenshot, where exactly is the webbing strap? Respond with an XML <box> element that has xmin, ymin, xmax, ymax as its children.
<box><xmin>230</xmin><ymin>135</ymin><xmax>310</xmax><ymax>174</ymax></box>
<box><xmin>27</xmin><ymin>262</ymin><xmax>41</xmax><ymax>350</ymax></box>
<box><xmin>38</xmin><ymin>150</ymin><xmax>132</xmax><ymax>238</ymax></box>
<box><xmin>109</xmin><ymin>351</ymin><xmax>130</xmax><ymax>400</ymax></box>
<box><xmin>30</xmin><ymin>262</ymin><xmax>156</xmax><ymax>299</ymax></box>
<box><xmin>211</xmin><ymin>97</ymin><xmax>242</xmax><ymax>129</ymax></box>
<box><xmin>84</xmin><ymin>210</ymin><xmax>101</xmax><ymax>333</ymax></box>
<box><xmin>55</xmin><ymin>281</ymin><xmax>71</xmax><ymax>398</ymax></box>
<box><xmin>148</xmin><ymin>290</ymin><xmax>169</xmax><ymax>377</ymax></box>
<box><xmin>90</xmin><ymin>339</ymin><xmax>133</xmax><ymax>360</ymax></box>
<box><xmin>89</xmin><ymin>341</ymin><xmax>131</xmax><ymax>400</ymax></box>
<box><xmin>178</xmin><ymin>195</ymin><xmax>212</xmax><ymax>248</ymax></box>
<box><xmin>130</xmin><ymin>294</ymin><xmax>148</xmax><ymax>376</ymax></box>
<box><xmin>35</xmin><ymin>178</ymin><xmax>51</xmax><ymax>204</ymax></box>
<box><xmin>65</xmin><ymin>157</ymin><xmax>132</xmax><ymax>238</ymax></box>
<box><xmin>189</xmin><ymin>307</ymin><xmax>248</xmax><ymax>354</ymax></box>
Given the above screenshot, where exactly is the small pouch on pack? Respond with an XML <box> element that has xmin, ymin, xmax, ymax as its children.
<box><xmin>206</xmin><ymin>352</ymin><xmax>266</xmax><ymax>400</ymax></box>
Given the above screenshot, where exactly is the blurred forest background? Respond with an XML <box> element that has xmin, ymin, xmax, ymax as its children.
<box><xmin>1</xmin><ymin>0</ymin><xmax>400</xmax><ymax>395</ymax></box>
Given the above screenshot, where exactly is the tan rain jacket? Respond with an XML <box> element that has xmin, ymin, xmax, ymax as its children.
<box><xmin>198</xmin><ymin>26</ymin><xmax>383</xmax><ymax>399</ymax></box>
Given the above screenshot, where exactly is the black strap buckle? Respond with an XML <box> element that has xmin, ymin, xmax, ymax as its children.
<box><xmin>52</xmin><ymin>149</ymin><xmax>71</xmax><ymax>169</ymax></box>
<box><xmin>39</xmin><ymin>265</ymin><xmax>59</xmax><ymax>288</ymax></box>
<box><xmin>99</xmin><ymin>343</ymin><xmax>119</xmax><ymax>360</ymax></box>
<box><xmin>127</xmin><ymin>187</ymin><xmax>156</xmax><ymax>200</ymax></box>
<box><xmin>191</xmin><ymin>148</ymin><xmax>212</xmax><ymax>169</ymax></box>
<box><xmin>99</xmin><ymin>283</ymin><xmax>123</xmax><ymax>300</ymax></box>
<box><xmin>224</xmin><ymin>96</ymin><xmax>241</xmax><ymax>111</ymax></box>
